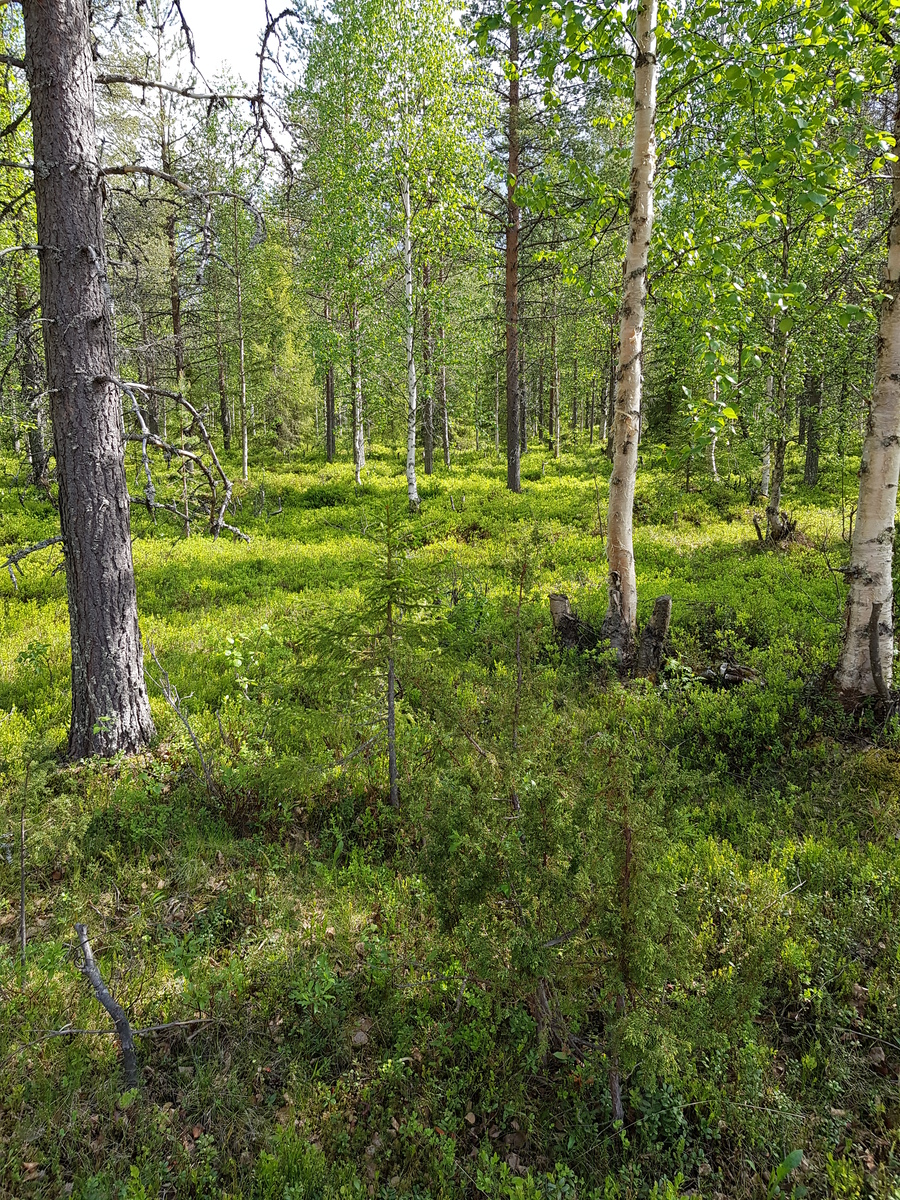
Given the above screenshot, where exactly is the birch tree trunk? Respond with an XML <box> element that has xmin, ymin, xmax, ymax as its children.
<box><xmin>351</xmin><ymin>301</ymin><xmax>364</xmax><ymax>484</ymax></box>
<box><xmin>837</xmin><ymin>90</ymin><xmax>900</xmax><ymax>697</ymax></box>
<box><xmin>23</xmin><ymin>0</ymin><xmax>155</xmax><ymax>758</ymax></box>
<box><xmin>401</xmin><ymin>171</ymin><xmax>420</xmax><ymax>512</ymax></box>
<box><xmin>422</xmin><ymin>260</ymin><xmax>434</xmax><ymax>474</ymax></box>
<box><xmin>231</xmin><ymin>195</ymin><xmax>249</xmax><ymax>482</ymax></box>
<box><xmin>505</xmin><ymin>16</ymin><xmax>521</xmax><ymax>492</ymax></box>
<box><xmin>604</xmin><ymin>0</ymin><xmax>658</xmax><ymax>646</ymax></box>
<box><xmin>439</xmin><ymin>329</ymin><xmax>450</xmax><ymax>467</ymax></box>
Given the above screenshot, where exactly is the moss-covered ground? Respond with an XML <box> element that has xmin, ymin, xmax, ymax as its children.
<box><xmin>1</xmin><ymin>442</ymin><xmax>898</xmax><ymax>1199</ymax></box>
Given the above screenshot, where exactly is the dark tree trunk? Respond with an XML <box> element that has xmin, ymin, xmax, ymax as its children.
<box><xmin>24</xmin><ymin>0</ymin><xmax>155</xmax><ymax>757</ymax></box>
<box><xmin>213</xmin><ymin>290</ymin><xmax>231</xmax><ymax>451</ymax></box>
<box><xmin>505</xmin><ymin>17</ymin><xmax>521</xmax><ymax>492</ymax></box>
<box><xmin>804</xmin><ymin>373</ymin><xmax>821</xmax><ymax>487</ymax></box>
<box><xmin>519</xmin><ymin>334</ymin><xmax>527</xmax><ymax>454</ymax></box>
<box><xmin>324</xmin><ymin>299</ymin><xmax>335</xmax><ymax>462</ymax></box>
<box><xmin>16</xmin><ymin>279</ymin><xmax>48</xmax><ymax>487</ymax></box>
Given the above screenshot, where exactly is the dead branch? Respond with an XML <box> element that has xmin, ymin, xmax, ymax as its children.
<box><xmin>97</xmin><ymin>73</ymin><xmax>261</xmax><ymax>104</ymax></box>
<box><xmin>2</xmin><ymin>536</ymin><xmax>64</xmax><ymax>590</ymax></box>
<box><xmin>73</xmin><ymin>924</ymin><xmax>140</xmax><ymax>1089</ymax></box>
<box><xmin>146</xmin><ymin>644</ymin><xmax>218</xmax><ymax>796</ymax></box>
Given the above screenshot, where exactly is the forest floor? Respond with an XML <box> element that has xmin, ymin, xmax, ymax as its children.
<box><xmin>0</xmin><ymin>442</ymin><xmax>899</xmax><ymax>1200</ymax></box>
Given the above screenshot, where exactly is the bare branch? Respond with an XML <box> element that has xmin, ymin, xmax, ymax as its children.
<box><xmin>0</xmin><ymin>102</ymin><xmax>31</xmax><ymax>142</ymax></box>
<box><xmin>74</xmin><ymin>924</ymin><xmax>140</xmax><ymax>1089</ymax></box>
<box><xmin>2</xmin><ymin>537</ymin><xmax>64</xmax><ymax>590</ymax></box>
<box><xmin>0</xmin><ymin>54</ymin><xmax>25</xmax><ymax>70</ymax></box>
<box><xmin>96</xmin><ymin>73</ymin><xmax>261</xmax><ymax>104</ymax></box>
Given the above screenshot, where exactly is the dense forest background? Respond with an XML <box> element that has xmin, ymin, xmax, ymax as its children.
<box><xmin>2</xmin><ymin>1</ymin><xmax>900</xmax><ymax>1197</ymax></box>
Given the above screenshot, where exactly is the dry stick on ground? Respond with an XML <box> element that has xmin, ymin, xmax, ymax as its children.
<box><xmin>73</xmin><ymin>924</ymin><xmax>139</xmax><ymax>1089</ymax></box>
<box><xmin>146</xmin><ymin>646</ymin><xmax>218</xmax><ymax>796</ymax></box>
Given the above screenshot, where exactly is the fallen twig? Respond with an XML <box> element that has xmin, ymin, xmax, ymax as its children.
<box><xmin>74</xmin><ymin>924</ymin><xmax>140</xmax><ymax>1089</ymax></box>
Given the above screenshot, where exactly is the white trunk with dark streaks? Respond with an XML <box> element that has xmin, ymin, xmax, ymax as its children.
<box><xmin>605</xmin><ymin>0</ymin><xmax>658</xmax><ymax>637</ymax></box>
<box><xmin>23</xmin><ymin>0</ymin><xmax>155</xmax><ymax>758</ymax></box>
<box><xmin>837</xmin><ymin>93</ymin><xmax>900</xmax><ymax>696</ymax></box>
<box><xmin>351</xmin><ymin>302</ymin><xmax>364</xmax><ymax>485</ymax></box>
<box><xmin>401</xmin><ymin>172</ymin><xmax>420</xmax><ymax>511</ymax></box>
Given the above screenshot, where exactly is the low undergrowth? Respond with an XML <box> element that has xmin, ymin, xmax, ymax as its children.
<box><xmin>1</xmin><ymin>444</ymin><xmax>898</xmax><ymax>1199</ymax></box>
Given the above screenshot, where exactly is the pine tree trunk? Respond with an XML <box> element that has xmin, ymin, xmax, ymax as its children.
<box><xmin>505</xmin><ymin>16</ymin><xmax>521</xmax><ymax>492</ymax></box>
<box><xmin>837</xmin><ymin>89</ymin><xmax>900</xmax><ymax>697</ymax></box>
<box><xmin>606</xmin><ymin>0</ymin><xmax>658</xmax><ymax>641</ymax></box>
<box><xmin>401</xmin><ymin>171</ymin><xmax>420</xmax><ymax>512</ymax></box>
<box><xmin>23</xmin><ymin>0</ymin><xmax>155</xmax><ymax>758</ymax></box>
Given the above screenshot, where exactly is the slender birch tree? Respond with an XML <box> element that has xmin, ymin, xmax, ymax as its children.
<box><xmin>837</xmin><ymin>78</ymin><xmax>900</xmax><ymax>697</ymax></box>
<box><xmin>604</xmin><ymin>0</ymin><xmax>658</xmax><ymax>650</ymax></box>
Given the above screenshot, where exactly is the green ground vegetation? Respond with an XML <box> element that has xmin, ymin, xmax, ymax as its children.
<box><xmin>1</xmin><ymin>440</ymin><xmax>898</xmax><ymax>1200</ymax></box>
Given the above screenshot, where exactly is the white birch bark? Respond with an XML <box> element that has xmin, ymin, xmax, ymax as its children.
<box><xmin>605</xmin><ymin>0</ymin><xmax>658</xmax><ymax>642</ymax></box>
<box><xmin>836</xmin><ymin>94</ymin><xmax>900</xmax><ymax>696</ymax></box>
<box><xmin>352</xmin><ymin>302</ymin><xmax>365</xmax><ymax>485</ymax></box>
<box><xmin>401</xmin><ymin>170</ymin><xmax>420</xmax><ymax>511</ymax></box>
<box><xmin>760</xmin><ymin>317</ymin><xmax>775</xmax><ymax>496</ymax></box>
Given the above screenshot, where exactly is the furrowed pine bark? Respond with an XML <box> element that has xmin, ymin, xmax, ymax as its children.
<box><xmin>401</xmin><ymin>171</ymin><xmax>420</xmax><ymax>512</ymax></box>
<box><xmin>605</xmin><ymin>0</ymin><xmax>658</xmax><ymax>644</ymax></box>
<box><xmin>837</xmin><ymin>87</ymin><xmax>900</xmax><ymax>697</ymax></box>
<box><xmin>23</xmin><ymin>0</ymin><xmax>155</xmax><ymax>757</ymax></box>
<box><xmin>505</xmin><ymin>15</ymin><xmax>521</xmax><ymax>492</ymax></box>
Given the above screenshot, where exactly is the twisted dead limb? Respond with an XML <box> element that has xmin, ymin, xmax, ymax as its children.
<box><xmin>117</xmin><ymin>380</ymin><xmax>247</xmax><ymax>541</ymax></box>
<box><xmin>1</xmin><ymin>536</ymin><xmax>64</xmax><ymax>590</ymax></box>
<box><xmin>74</xmin><ymin>924</ymin><xmax>140</xmax><ymax>1089</ymax></box>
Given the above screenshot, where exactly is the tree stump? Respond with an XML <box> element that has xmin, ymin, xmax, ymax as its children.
<box><xmin>549</xmin><ymin>593</ymin><xmax>582</xmax><ymax>649</ymax></box>
<box><xmin>636</xmin><ymin>595</ymin><xmax>672</xmax><ymax>680</ymax></box>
